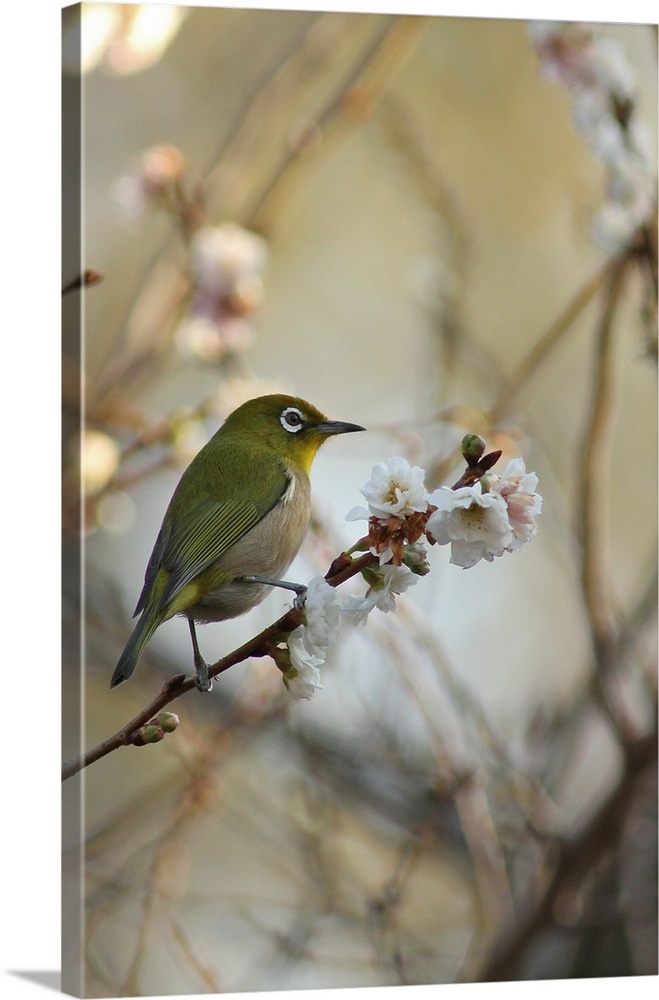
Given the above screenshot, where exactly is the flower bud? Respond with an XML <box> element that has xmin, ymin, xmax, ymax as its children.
<box><xmin>403</xmin><ymin>542</ymin><xmax>430</xmax><ymax>575</ymax></box>
<box><xmin>461</xmin><ymin>433</ymin><xmax>486</xmax><ymax>465</ymax></box>
<box><xmin>134</xmin><ymin>725</ymin><xmax>166</xmax><ymax>745</ymax></box>
<box><xmin>130</xmin><ymin>713</ymin><xmax>180</xmax><ymax>746</ymax></box>
<box><xmin>327</xmin><ymin>552</ymin><xmax>355</xmax><ymax>577</ymax></box>
<box><xmin>152</xmin><ymin>712</ymin><xmax>179</xmax><ymax>733</ymax></box>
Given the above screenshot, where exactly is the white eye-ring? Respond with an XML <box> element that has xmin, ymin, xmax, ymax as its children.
<box><xmin>280</xmin><ymin>406</ymin><xmax>304</xmax><ymax>433</ymax></box>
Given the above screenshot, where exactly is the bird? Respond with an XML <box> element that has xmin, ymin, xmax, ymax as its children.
<box><xmin>111</xmin><ymin>393</ymin><xmax>364</xmax><ymax>690</ymax></box>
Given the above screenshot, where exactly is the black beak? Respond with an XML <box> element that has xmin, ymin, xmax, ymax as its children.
<box><xmin>315</xmin><ymin>419</ymin><xmax>366</xmax><ymax>436</ymax></box>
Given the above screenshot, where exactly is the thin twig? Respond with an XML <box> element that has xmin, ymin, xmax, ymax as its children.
<box><xmin>478</xmin><ymin>248</ymin><xmax>654</xmax><ymax>982</ymax></box>
<box><xmin>481</xmin><ymin>729</ymin><xmax>658</xmax><ymax>982</ymax></box>
<box><xmin>92</xmin><ymin>14</ymin><xmax>420</xmax><ymax>403</ymax></box>
<box><xmin>248</xmin><ymin>15</ymin><xmax>431</xmax><ymax>235</ymax></box>
<box><xmin>577</xmin><ymin>255</ymin><xmax>632</xmax><ymax>671</ymax></box>
<box><xmin>62</xmin><ymin>551</ymin><xmax>377</xmax><ymax>781</ymax></box>
<box><xmin>489</xmin><ymin>256</ymin><xmax>619</xmax><ymax>426</ymax></box>
<box><xmin>62</xmin><ymin>268</ymin><xmax>103</xmax><ymax>295</ymax></box>
<box><xmin>426</xmin><ymin>256</ymin><xmax>620</xmax><ymax>490</ymax></box>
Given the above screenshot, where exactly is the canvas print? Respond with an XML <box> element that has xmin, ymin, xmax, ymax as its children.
<box><xmin>61</xmin><ymin>3</ymin><xmax>657</xmax><ymax>997</ymax></box>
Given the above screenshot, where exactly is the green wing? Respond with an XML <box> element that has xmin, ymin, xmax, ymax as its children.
<box><xmin>159</xmin><ymin>496</ymin><xmax>269</xmax><ymax>609</ymax></box>
<box><xmin>134</xmin><ymin>469</ymin><xmax>289</xmax><ymax>617</ymax></box>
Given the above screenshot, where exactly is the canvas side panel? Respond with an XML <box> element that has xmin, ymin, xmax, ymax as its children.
<box><xmin>62</xmin><ymin>5</ymin><xmax>84</xmax><ymax>997</ymax></box>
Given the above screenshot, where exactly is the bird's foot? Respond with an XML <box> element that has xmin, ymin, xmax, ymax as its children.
<box><xmin>243</xmin><ymin>575</ymin><xmax>307</xmax><ymax>606</ymax></box>
<box><xmin>195</xmin><ymin>659</ymin><xmax>213</xmax><ymax>693</ymax></box>
<box><xmin>188</xmin><ymin>618</ymin><xmax>213</xmax><ymax>692</ymax></box>
<box><xmin>293</xmin><ymin>587</ymin><xmax>307</xmax><ymax>612</ymax></box>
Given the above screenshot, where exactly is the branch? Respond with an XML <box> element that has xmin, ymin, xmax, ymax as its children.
<box><xmin>62</xmin><ymin>268</ymin><xmax>103</xmax><ymax>296</ymax></box>
<box><xmin>247</xmin><ymin>15</ymin><xmax>430</xmax><ymax>235</ymax></box>
<box><xmin>577</xmin><ymin>255</ymin><xmax>632</xmax><ymax>679</ymax></box>
<box><xmin>489</xmin><ymin>257</ymin><xmax>618</xmax><ymax>425</ymax></box>
<box><xmin>425</xmin><ymin>256</ymin><xmax>619</xmax><ymax>491</ymax></box>
<box><xmin>481</xmin><ymin>728</ymin><xmax>658</xmax><ymax>982</ymax></box>
<box><xmin>62</xmin><ymin>550</ymin><xmax>377</xmax><ymax>782</ymax></box>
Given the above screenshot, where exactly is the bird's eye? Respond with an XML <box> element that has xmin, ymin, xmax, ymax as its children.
<box><xmin>280</xmin><ymin>407</ymin><xmax>304</xmax><ymax>433</ymax></box>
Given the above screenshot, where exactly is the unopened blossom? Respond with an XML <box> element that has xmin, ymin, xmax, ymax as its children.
<box><xmin>342</xmin><ymin>563</ymin><xmax>419</xmax><ymax>626</ymax></box>
<box><xmin>426</xmin><ymin>483</ymin><xmax>513</xmax><ymax>569</ymax></box>
<box><xmin>284</xmin><ymin>629</ymin><xmax>324</xmax><ymax>701</ymax></box>
<box><xmin>131</xmin><ymin>712</ymin><xmax>179</xmax><ymax>746</ymax></box>
<box><xmin>346</xmin><ymin>457</ymin><xmax>429</xmax><ymax>522</ymax></box>
<box><xmin>115</xmin><ymin>144</ymin><xmax>187</xmax><ymax>219</ymax></box>
<box><xmin>402</xmin><ymin>540</ymin><xmax>431</xmax><ymax>575</ymax></box>
<box><xmin>151</xmin><ymin>712</ymin><xmax>179</xmax><ymax>733</ymax></box>
<box><xmin>487</xmin><ymin>458</ymin><xmax>542</xmax><ymax>551</ymax></box>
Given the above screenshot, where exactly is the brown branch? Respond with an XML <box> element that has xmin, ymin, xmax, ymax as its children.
<box><xmin>426</xmin><ymin>256</ymin><xmax>620</xmax><ymax>490</ymax></box>
<box><xmin>489</xmin><ymin>256</ymin><xmax>618</xmax><ymax>426</ymax></box>
<box><xmin>62</xmin><ymin>268</ymin><xmax>104</xmax><ymax>296</ymax></box>
<box><xmin>479</xmin><ymin>248</ymin><xmax>654</xmax><ymax>983</ymax></box>
<box><xmin>247</xmin><ymin>15</ymin><xmax>431</xmax><ymax>235</ymax></box>
<box><xmin>202</xmin><ymin>11</ymin><xmax>382</xmax><ymax>221</ymax></box>
<box><xmin>481</xmin><ymin>729</ymin><xmax>658</xmax><ymax>982</ymax></box>
<box><xmin>92</xmin><ymin>14</ymin><xmax>424</xmax><ymax>404</ymax></box>
<box><xmin>61</xmin><ymin>550</ymin><xmax>378</xmax><ymax>781</ymax></box>
<box><xmin>577</xmin><ymin>255</ymin><xmax>633</xmax><ymax>674</ymax></box>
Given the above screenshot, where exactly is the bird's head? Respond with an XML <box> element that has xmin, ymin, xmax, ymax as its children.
<box><xmin>222</xmin><ymin>394</ymin><xmax>365</xmax><ymax>473</ymax></box>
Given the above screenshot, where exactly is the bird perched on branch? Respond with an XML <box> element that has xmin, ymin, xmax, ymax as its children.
<box><xmin>111</xmin><ymin>393</ymin><xmax>364</xmax><ymax>691</ymax></box>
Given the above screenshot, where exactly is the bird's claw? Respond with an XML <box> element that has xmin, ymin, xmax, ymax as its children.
<box><xmin>195</xmin><ymin>661</ymin><xmax>213</xmax><ymax>693</ymax></box>
<box><xmin>293</xmin><ymin>587</ymin><xmax>308</xmax><ymax>612</ymax></box>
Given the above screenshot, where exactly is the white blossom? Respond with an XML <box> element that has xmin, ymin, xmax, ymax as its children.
<box><xmin>174</xmin><ymin>223</ymin><xmax>268</xmax><ymax>361</ymax></box>
<box><xmin>529</xmin><ymin>21</ymin><xmax>656</xmax><ymax>252</ymax></box>
<box><xmin>589</xmin><ymin>37</ymin><xmax>636</xmax><ymax>99</ymax></box>
<box><xmin>341</xmin><ymin>592</ymin><xmax>377</xmax><ymax>627</ymax></box>
<box><xmin>426</xmin><ymin>483</ymin><xmax>513</xmax><ymax>569</ymax></box>
<box><xmin>346</xmin><ymin>457</ymin><xmax>429</xmax><ymax>522</ymax></box>
<box><xmin>174</xmin><ymin>314</ymin><xmax>253</xmax><ymax>362</ymax></box>
<box><xmin>527</xmin><ymin>20</ymin><xmax>560</xmax><ymax>47</ymax></box>
<box><xmin>572</xmin><ymin>91</ymin><xmax>625</xmax><ymax>164</ymax></box>
<box><xmin>282</xmin><ymin>576</ymin><xmax>340</xmax><ymax>701</ymax></box>
<box><xmin>372</xmin><ymin>563</ymin><xmax>419</xmax><ymax>611</ymax></box>
<box><xmin>299</xmin><ymin>575</ymin><xmax>341</xmax><ymax>658</ymax></box>
<box><xmin>342</xmin><ymin>563</ymin><xmax>419</xmax><ymax>626</ymax></box>
<box><xmin>283</xmin><ymin>629</ymin><xmax>323</xmax><ymax>701</ymax></box>
<box><xmin>191</xmin><ymin>223</ymin><xmax>268</xmax><ymax>299</ymax></box>
<box><xmin>487</xmin><ymin>458</ymin><xmax>543</xmax><ymax>551</ymax></box>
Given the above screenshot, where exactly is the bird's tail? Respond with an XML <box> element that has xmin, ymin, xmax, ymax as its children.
<box><xmin>111</xmin><ymin>610</ymin><xmax>162</xmax><ymax>687</ymax></box>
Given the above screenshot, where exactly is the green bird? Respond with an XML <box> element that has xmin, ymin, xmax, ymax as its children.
<box><xmin>111</xmin><ymin>394</ymin><xmax>364</xmax><ymax>690</ymax></box>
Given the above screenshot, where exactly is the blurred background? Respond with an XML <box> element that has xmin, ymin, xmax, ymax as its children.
<box><xmin>62</xmin><ymin>4</ymin><xmax>657</xmax><ymax>997</ymax></box>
